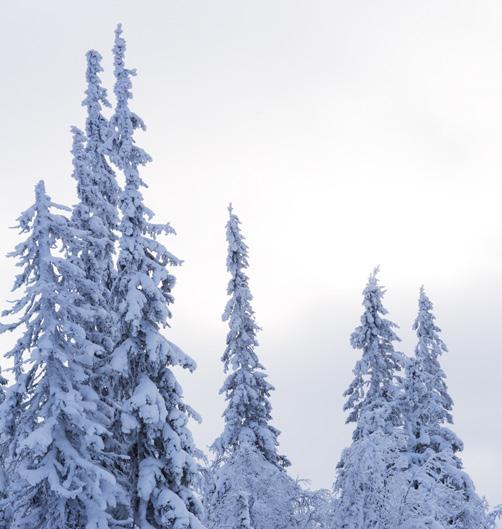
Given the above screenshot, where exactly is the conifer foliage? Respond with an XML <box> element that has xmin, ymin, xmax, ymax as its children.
<box><xmin>334</xmin><ymin>268</ymin><xmax>406</xmax><ymax>529</ymax></box>
<box><xmin>0</xmin><ymin>25</ymin><xmax>206</xmax><ymax>529</ymax></box>
<box><xmin>76</xmin><ymin>48</ymin><xmax>120</xmax><ymax>297</ymax></box>
<box><xmin>403</xmin><ymin>287</ymin><xmax>459</xmax><ymax>459</ymax></box>
<box><xmin>0</xmin><ymin>182</ymin><xmax>117</xmax><ymax>529</ymax></box>
<box><xmin>0</xmin><ymin>21</ymin><xmax>498</xmax><ymax>529</ymax></box>
<box><xmin>212</xmin><ymin>205</ymin><xmax>289</xmax><ymax>469</ymax></box>
<box><xmin>206</xmin><ymin>206</ymin><xmax>300</xmax><ymax>529</ymax></box>
<box><xmin>396</xmin><ymin>288</ymin><xmax>489</xmax><ymax>528</ymax></box>
<box><xmin>343</xmin><ymin>267</ymin><xmax>405</xmax><ymax>440</ymax></box>
<box><xmin>106</xmin><ymin>24</ymin><xmax>204</xmax><ymax>529</ymax></box>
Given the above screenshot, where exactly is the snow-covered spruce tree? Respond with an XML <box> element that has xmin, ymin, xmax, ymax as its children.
<box><xmin>333</xmin><ymin>268</ymin><xmax>406</xmax><ymax>529</ymax></box>
<box><xmin>0</xmin><ymin>181</ymin><xmax>118</xmax><ymax>529</ymax></box>
<box><xmin>211</xmin><ymin>205</ymin><xmax>289</xmax><ymax>468</ymax></box>
<box><xmin>71</xmin><ymin>47</ymin><xmax>120</xmax><ymax>396</ymax></box>
<box><xmin>106</xmin><ymin>24</ymin><xmax>205</xmax><ymax>529</ymax></box>
<box><xmin>206</xmin><ymin>206</ymin><xmax>298</xmax><ymax>529</ymax></box>
<box><xmin>71</xmin><ymin>48</ymin><xmax>120</xmax><ymax>339</ymax></box>
<box><xmin>77</xmin><ymin>49</ymin><xmax>120</xmax><ymax>297</ymax></box>
<box><xmin>393</xmin><ymin>287</ymin><xmax>489</xmax><ymax>529</ymax></box>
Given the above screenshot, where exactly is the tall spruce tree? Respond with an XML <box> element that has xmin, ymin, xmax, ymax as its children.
<box><xmin>211</xmin><ymin>205</ymin><xmax>289</xmax><ymax>468</ymax></box>
<box><xmin>395</xmin><ymin>287</ymin><xmax>489</xmax><ymax>529</ymax></box>
<box><xmin>71</xmin><ymin>48</ymin><xmax>120</xmax><ymax>396</ymax></box>
<box><xmin>0</xmin><ymin>181</ymin><xmax>118</xmax><ymax>529</ymax></box>
<box><xmin>206</xmin><ymin>206</ymin><xmax>297</xmax><ymax>529</ymax></box>
<box><xmin>333</xmin><ymin>268</ymin><xmax>406</xmax><ymax>529</ymax></box>
<box><xmin>76</xmin><ymin>49</ymin><xmax>120</xmax><ymax>298</ymax></box>
<box><xmin>106</xmin><ymin>25</ymin><xmax>205</xmax><ymax>529</ymax></box>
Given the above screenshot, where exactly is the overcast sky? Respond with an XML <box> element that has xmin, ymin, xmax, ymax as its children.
<box><xmin>0</xmin><ymin>0</ymin><xmax>501</xmax><ymax>506</ymax></box>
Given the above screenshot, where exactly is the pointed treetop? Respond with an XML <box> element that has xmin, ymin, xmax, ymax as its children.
<box><xmin>405</xmin><ymin>286</ymin><xmax>455</xmax><ymax>437</ymax></box>
<box><xmin>344</xmin><ymin>268</ymin><xmax>404</xmax><ymax>439</ymax></box>
<box><xmin>112</xmin><ymin>23</ymin><xmax>139</xmax><ymax>103</ymax></box>
<box><xmin>34</xmin><ymin>179</ymin><xmax>70</xmax><ymax>216</ymax></box>
<box><xmin>214</xmin><ymin>206</ymin><xmax>289</xmax><ymax>468</ymax></box>
<box><xmin>107</xmin><ymin>24</ymin><xmax>203</xmax><ymax>528</ymax></box>
<box><xmin>395</xmin><ymin>287</ymin><xmax>488</xmax><ymax>528</ymax></box>
<box><xmin>35</xmin><ymin>179</ymin><xmax>46</xmax><ymax>199</ymax></box>
<box><xmin>83</xmin><ymin>49</ymin><xmax>110</xmax><ymax>111</ymax></box>
<box><xmin>78</xmin><ymin>45</ymin><xmax>120</xmax><ymax>248</ymax></box>
<box><xmin>108</xmin><ymin>23</ymin><xmax>150</xmax><ymax>176</ymax></box>
<box><xmin>82</xmin><ymin>49</ymin><xmax>112</xmax><ymax>158</ymax></box>
<box><xmin>0</xmin><ymin>177</ymin><xmax>120</xmax><ymax>529</ymax></box>
<box><xmin>72</xmin><ymin>48</ymin><xmax>120</xmax><ymax>296</ymax></box>
<box><xmin>369</xmin><ymin>265</ymin><xmax>380</xmax><ymax>285</ymax></box>
<box><xmin>413</xmin><ymin>286</ymin><xmax>447</xmax><ymax>360</ymax></box>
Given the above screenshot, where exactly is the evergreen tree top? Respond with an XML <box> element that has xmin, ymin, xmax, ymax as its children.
<box><xmin>222</xmin><ymin>203</ymin><xmax>261</xmax><ymax>371</ymax></box>
<box><xmin>106</xmin><ymin>26</ymin><xmax>205</xmax><ymax>529</ymax></box>
<box><xmin>83</xmin><ymin>49</ymin><xmax>111</xmax><ymax>149</ymax></box>
<box><xmin>81</xmin><ymin>47</ymin><xmax>120</xmax><ymax>216</ymax></box>
<box><xmin>109</xmin><ymin>25</ymin><xmax>181</xmax><ymax>333</ymax></box>
<box><xmin>72</xmin><ymin>44</ymin><xmax>120</xmax><ymax>300</ymax></box>
<box><xmin>344</xmin><ymin>268</ymin><xmax>405</xmax><ymax>440</ymax></box>
<box><xmin>2</xmin><ymin>180</ymin><xmax>70</xmax><ymax>317</ymax></box>
<box><xmin>397</xmin><ymin>288</ymin><xmax>487</xmax><ymax>527</ymax></box>
<box><xmin>213</xmin><ymin>205</ymin><xmax>289</xmax><ymax>469</ymax></box>
<box><xmin>0</xmin><ymin>181</ymin><xmax>119</xmax><ymax>529</ymax></box>
<box><xmin>403</xmin><ymin>287</ymin><xmax>461</xmax><ymax>455</ymax></box>
<box><xmin>0</xmin><ymin>180</ymin><xmax>102</xmax><ymax>364</ymax></box>
<box><xmin>350</xmin><ymin>267</ymin><xmax>400</xmax><ymax>353</ymax></box>
<box><xmin>413</xmin><ymin>286</ymin><xmax>448</xmax><ymax>362</ymax></box>
<box><xmin>225</xmin><ymin>203</ymin><xmax>250</xmax><ymax>277</ymax></box>
<box><xmin>108</xmin><ymin>23</ymin><xmax>151</xmax><ymax>175</ymax></box>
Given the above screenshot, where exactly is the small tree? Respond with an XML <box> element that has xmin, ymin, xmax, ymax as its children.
<box><xmin>334</xmin><ymin>268</ymin><xmax>406</xmax><ymax>529</ymax></box>
<box><xmin>107</xmin><ymin>25</ymin><xmax>205</xmax><ymax>529</ymax></box>
<box><xmin>343</xmin><ymin>267</ymin><xmax>405</xmax><ymax>439</ymax></box>
<box><xmin>212</xmin><ymin>205</ymin><xmax>289</xmax><ymax>469</ymax></box>
<box><xmin>206</xmin><ymin>444</ymin><xmax>298</xmax><ymax>529</ymax></box>
<box><xmin>0</xmin><ymin>181</ymin><xmax>118</xmax><ymax>529</ymax></box>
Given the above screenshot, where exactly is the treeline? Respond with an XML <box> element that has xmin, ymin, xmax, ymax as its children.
<box><xmin>0</xmin><ymin>26</ymin><xmax>499</xmax><ymax>529</ymax></box>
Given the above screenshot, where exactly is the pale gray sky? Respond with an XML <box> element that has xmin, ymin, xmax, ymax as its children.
<box><xmin>0</xmin><ymin>0</ymin><xmax>501</xmax><ymax>506</ymax></box>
